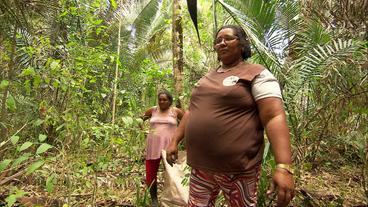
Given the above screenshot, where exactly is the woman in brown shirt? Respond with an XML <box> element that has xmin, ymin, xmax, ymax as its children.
<box><xmin>166</xmin><ymin>25</ymin><xmax>295</xmax><ymax>207</ymax></box>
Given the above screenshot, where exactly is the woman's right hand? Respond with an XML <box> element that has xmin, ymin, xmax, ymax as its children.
<box><xmin>166</xmin><ymin>141</ymin><xmax>178</xmax><ymax>166</ymax></box>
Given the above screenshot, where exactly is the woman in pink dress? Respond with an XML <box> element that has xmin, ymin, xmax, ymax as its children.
<box><xmin>142</xmin><ymin>90</ymin><xmax>184</xmax><ymax>206</ymax></box>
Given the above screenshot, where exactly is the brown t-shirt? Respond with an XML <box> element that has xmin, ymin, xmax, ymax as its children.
<box><xmin>186</xmin><ymin>63</ymin><xmax>265</xmax><ymax>173</ymax></box>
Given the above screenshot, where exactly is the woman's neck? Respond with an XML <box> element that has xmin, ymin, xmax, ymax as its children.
<box><xmin>159</xmin><ymin>106</ymin><xmax>170</xmax><ymax>112</ymax></box>
<box><xmin>221</xmin><ymin>57</ymin><xmax>244</xmax><ymax>70</ymax></box>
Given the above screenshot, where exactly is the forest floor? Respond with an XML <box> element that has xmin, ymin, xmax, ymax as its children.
<box><xmin>0</xmin><ymin>152</ymin><xmax>367</xmax><ymax>207</ymax></box>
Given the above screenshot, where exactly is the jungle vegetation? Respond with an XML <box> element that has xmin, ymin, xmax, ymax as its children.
<box><xmin>0</xmin><ymin>0</ymin><xmax>367</xmax><ymax>206</ymax></box>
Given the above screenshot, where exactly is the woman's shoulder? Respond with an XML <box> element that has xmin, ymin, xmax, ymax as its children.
<box><xmin>145</xmin><ymin>106</ymin><xmax>158</xmax><ymax>115</ymax></box>
<box><xmin>240</xmin><ymin>63</ymin><xmax>266</xmax><ymax>71</ymax></box>
<box><xmin>238</xmin><ymin>63</ymin><xmax>266</xmax><ymax>80</ymax></box>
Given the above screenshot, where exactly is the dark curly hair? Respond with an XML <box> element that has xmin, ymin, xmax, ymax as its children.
<box><xmin>214</xmin><ymin>25</ymin><xmax>252</xmax><ymax>60</ymax></box>
<box><xmin>157</xmin><ymin>90</ymin><xmax>173</xmax><ymax>106</ymax></box>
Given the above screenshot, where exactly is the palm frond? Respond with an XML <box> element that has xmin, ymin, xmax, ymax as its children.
<box><xmin>217</xmin><ymin>0</ymin><xmax>279</xmax><ymax>67</ymax></box>
<box><xmin>286</xmin><ymin>39</ymin><xmax>365</xmax><ymax>102</ymax></box>
<box><xmin>111</xmin><ymin>0</ymin><xmax>171</xmax><ymax>70</ymax></box>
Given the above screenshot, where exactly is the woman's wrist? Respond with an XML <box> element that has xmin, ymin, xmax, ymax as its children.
<box><xmin>276</xmin><ymin>163</ymin><xmax>294</xmax><ymax>175</ymax></box>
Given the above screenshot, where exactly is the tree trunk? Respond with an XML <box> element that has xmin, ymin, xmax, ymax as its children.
<box><xmin>111</xmin><ymin>16</ymin><xmax>122</xmax><ymax>125</ymax></box>
<box><xmin>172</xmin><ymin>0</ymin><xmax>184</xmax><ymax>108</ymax></box>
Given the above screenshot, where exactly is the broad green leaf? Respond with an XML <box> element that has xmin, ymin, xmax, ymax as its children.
<box><xmin>50</xmin><ymin>61</ymin><xmax>60</xmax><ymax>70</ymax></box>
<box><xmin>36</xmin><ymin>143</ymin><xmax>53</xmax><ymax>155</ymax></box>
<box><xmin>52</xmin><ymin>80</ymin><xmax>59</xmax><ymax>88</ymax></box>
<box><xmin>0</xmin><ymin>159</ymin><xmax>12</xmax><ymax>173</ymax></box>
<box><xmin>46</xmin><ymin>174</ymin><xmax>56</xmax><ymax>193</ymax></box>
<box><xmin>11</xmin><ymin>153</ymin><xmax>31</xmax><ymax>168</ymax></box>
<box><xmin>19</xmin><ymin>67</ymin><xmax>35</xmax><ymax>77</ymax></box>
<box><xmin>26</xmin><ymin>160</ymin><xmax>44</xmax><ymax>175</ymax></box>
<box><xmin>5</xmin><ymin>189</ymin><xmax>27</xmax><ymax>207</ymax></box>
<box><xmin>0</xmin><ymin>80</ymin><xmax>9</xmax><ymax>90</ymax></box>
<box><xmin>10</xmin><ymin>136</ymin><xmax>19</xmax><ymax>145</ymax></box>
<box><xmin>6</xmin><ymin>95</ymin><xmax>16</xmax><ymax>111</ymax></box>
<box><xmin>38</xmin><ymin>134</ymin><xmax>47</xmax><ymax>142</ymax></box>
<box><xmin>19</xmin><ymin>141</ymin><xmax>33</xmax><ymax>152</ymax></box>
<box><xmin>5</xmin><ymin>194</ymin><xmax>17</xmax><ymax>207</ymax></box>
<box><xmin>93</xmin><ymin>19</ymin><xmax>103</xmax><ymax>25</ymax></box>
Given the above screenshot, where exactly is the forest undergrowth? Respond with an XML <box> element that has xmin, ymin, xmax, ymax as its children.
<box><xmin>0</xmin><ymin>132</ymin><xmax>366</xmax><ymax>207</ymax></box>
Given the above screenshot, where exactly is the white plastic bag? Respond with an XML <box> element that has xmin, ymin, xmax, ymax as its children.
<box><xmin>160</xmin><ymin>150</ymin><xmax>190</xmax><ymax>207</ymax></box>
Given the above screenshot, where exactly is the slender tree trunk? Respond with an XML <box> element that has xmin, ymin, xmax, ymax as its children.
<box><xmin>172</xmin><ymin>0</ymin><xmax>184</xmax><ymax>108</ymax></box>
<box><xmin>111</xmin><ymin>16</ymin><xmax>122</xmax><ymax>125</ymax></box>
<box><xmin>213</xmin><ymin>0</ymin><xmax>217</xmax><ymax>36</ymax></box>
<box><xmin>1</xmin><ymin>25</ymin><xmax>17</xmax><ymax>140</ymax></box>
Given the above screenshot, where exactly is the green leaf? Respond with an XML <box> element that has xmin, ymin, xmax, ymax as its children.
<box><xmin>46</xmin><ymin>174</ymin><xmax>56</xmax><ymax>193</ymax></box>
<box><xmin>122</xmin><ymin>116</ymin><xmax>133</xmax><ymax>126</ymax></box>
<box><xmin>50</xmin><ymin>61</ymin><xmax>60</xmax><ymax>70</ymax></box>
<box><xmin>38</xmin><ymin>134</ymin><xmax>47</xmax><ymax>142</ymax></box>
<box><xmin>5</xmin><ymin>194</ymin><xmax>17</xmax><ymax>207</ymax></box>
<box><xmin>6</xmin><ymin>94</ymin><xmax>16</xmax><ymax>111</ymax></box>
<box><xmin>5</xmin><ymin>189</ymin><xmax>27</xmax><ymax>207</ymax></box>
<box><xmin>110</xmin><ymin>0</ymin><xmax>117</xmax><ymax>9</ymax></box>
<box><xmin>0</xmin><ymin>159</ymin><xmax>12</xmax><ymax>173</ymax></box>
<box><xmin>26</xmin><ymin>160</ymin><xmax>45</xmax><ymax>175</ymax></box>
<box><xmin>56</xmin><ymin>124</ymin><xmax>64</xmax><ymax>131</ymax></box>
<box><xmin>19</xmin><ymin>67</ymin><xmax>36</xmax><ymax>77</ymax></box>
<box><xmin>12</xmin><ymin>153</ymin><xmax>31</xmax><ymax>168</ymax></box>
<box><xmin>10</xmin><ymin>136</ymin><xmax>19</xmax><ymax>145</ymax></box>
<box><xmin>36</xmin><ymin>143</ymin><xmax>53</xmax><ymax>155</ymax></box>
<box><xmin>34</xmin><ymin>119</ymin><xmax>44</xmax><ymax>126</ymax></box>
<box><xmin>19</xmin><ymin>141</ymin><xmax>33</xmax><ymax>152</ymax></box>
<box><xmin>0</xmin><ymin>80</ymin><xmax>9</xmax><ymax>90</ymax></box>
<box><xmin>52</xmin><ymin>80</ymin><xmax>60</xmax><ymax>88</ymax></box>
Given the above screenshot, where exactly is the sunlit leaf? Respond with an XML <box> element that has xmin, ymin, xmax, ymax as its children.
<box><xmin>19</xmin><ymin>67</ymin><xmax>36</xmax><ymax>77</ymax></box>
<box><xmin>6</xmin><ymin>94</ymin><xmax>16</xmax><ymax>111</ymax></box>
<box><xmin>10</xmin><ymin>136</ymin><xmax>19</xmax><ymax>145</ymax></box>
<box><xmin>0</xmin><ymin>159</ymin><xmax>12</xmax><ymax>173</ymax></box>
<box><xmin>50</xmin><ymin>61</ymin><xmax>60</xmax><ymax>70</ymax></box>
<box><xmin>19</xmin><ymin>141</ymin><xmax>33</xmax><ymax>152</ymax></box>
<box><xmin>0</xmin><ymin>80</ymin><xmax>9</xmax><ymax>90</ymax></box>
<box><xmin>11</xmin><ymin>153</ymin><xmax>31</xmax><ymax>168</ymax></box>
<box><xmin>38</xmin><ymin>134</ymin><xmax>47</xmax><ymax>142</ymax></box>
<box><xmin>110</xmin><ymin>0</ymin><xmax>117</xmax><ymax>9</ymax></box>
<box><xmin>5</xmin><ymin>194</ymin><xmax>17</xmax><ymax>207</ymax></box>
<box><xmin>36</xmin><ymin>143</ymin><xmax>53</xmax><ymax>155</ymax></box>
<box><xmin>26</xmin><ymin>160</ymin><xmax>45</xmax><ymax>175</ymax></box>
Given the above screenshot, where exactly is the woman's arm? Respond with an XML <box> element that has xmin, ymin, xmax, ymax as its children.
<box><xmin>141</xmin><ymin>107</ymin><xmax>154</xmax><ymax>121</ymax></box>
<box><xmin>166</xmin><ymin>110</ymin><xmax>189</xmax><ymax>166</ymax></box>
<box><xmin>174</xmin><ymin>107</ymin><xmax>185</xmax><ymax>121</ymax></box>
<box><xmin>256</xmin><ymin>97</ymin><xmax>295</xmax><ymax>207</ymax></box>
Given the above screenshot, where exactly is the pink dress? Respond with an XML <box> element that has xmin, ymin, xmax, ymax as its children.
<box><xmin>146</xmin><ymin>107</ymin><xmax>178</xmax><ymax>160</ymax></box>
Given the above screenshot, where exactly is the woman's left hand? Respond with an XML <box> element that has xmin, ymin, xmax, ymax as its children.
<box><xmin>267</xmin><ymin>169</ymin><xmax>295</xmax><ymax>207</ymax></box>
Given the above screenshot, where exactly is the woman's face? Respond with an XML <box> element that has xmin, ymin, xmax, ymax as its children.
<box><xmin>214</xmin><ymin>28</ymin><xmax>242</xmax><ymax>65</ymax></box>
<box><xmin>158</xmin><ymin>94</ymin><xmax>171</xmax><ymax>110</ymax></box>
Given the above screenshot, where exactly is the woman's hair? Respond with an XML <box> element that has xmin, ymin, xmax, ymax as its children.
<box><xmin>214</xmin><ymin>25</ymin><xmax>252</xmax><ymax>60</ymax></box>
<box><xmin>158</xmin><ymin>90</ymin><xmax>173</xmax><ymax>105</ymax></box>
